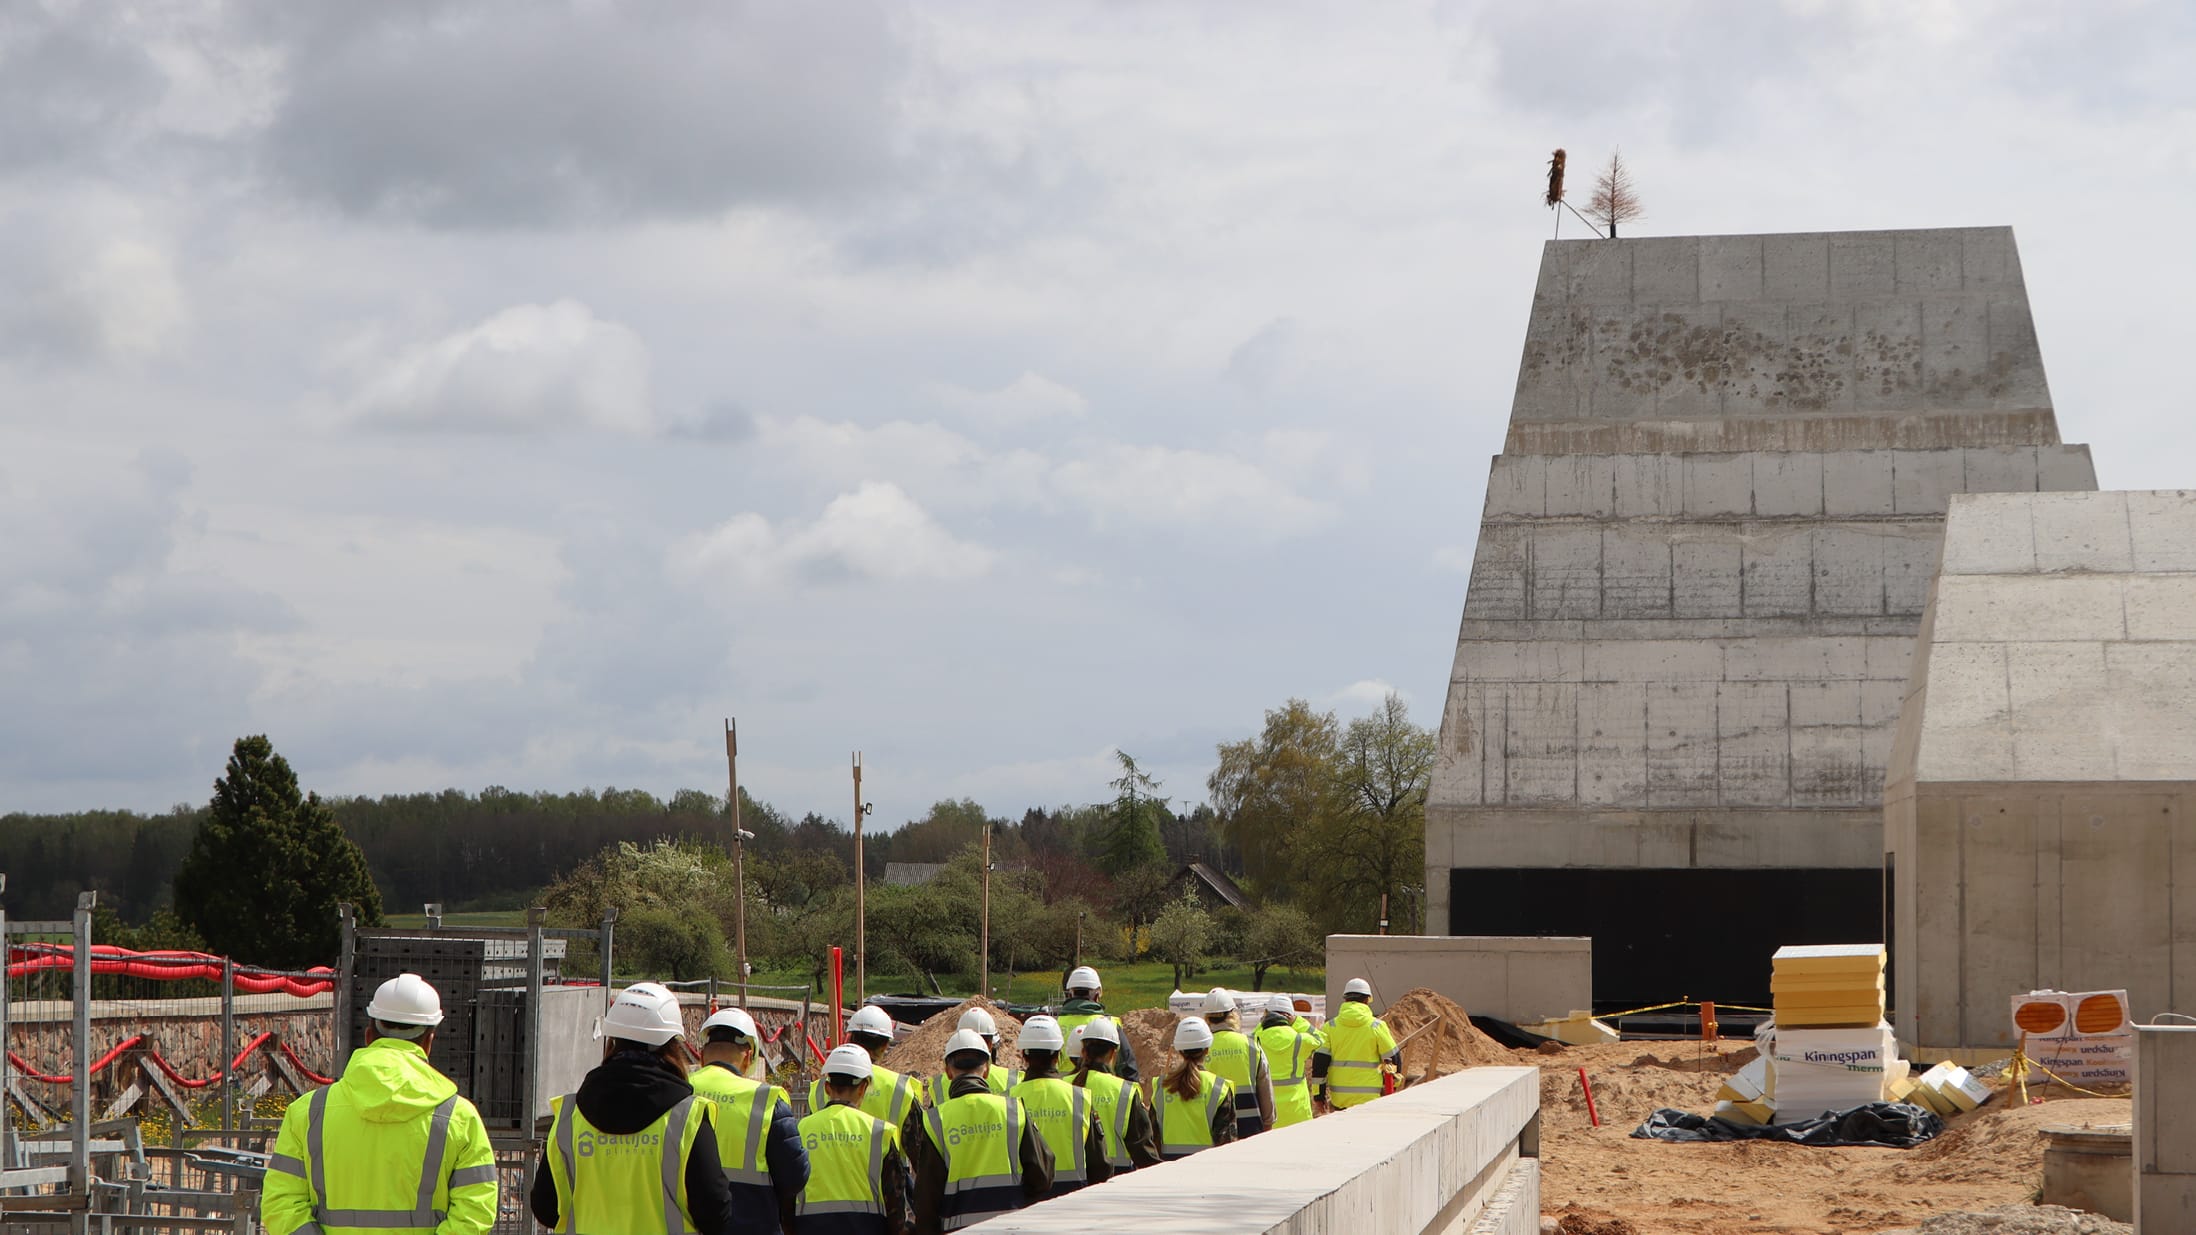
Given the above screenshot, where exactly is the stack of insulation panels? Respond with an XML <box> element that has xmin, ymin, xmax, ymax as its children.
<box><xmin>1771</xmin><ymin>943</ymin><xmax>1886</xmax><ymax>1027</ymax></box>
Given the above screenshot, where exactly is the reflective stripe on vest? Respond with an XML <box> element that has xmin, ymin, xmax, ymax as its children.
<box><xmin>1075</xmin><ymin>1070</ymin><xmax>1139</xmax><ymax>1168</ymax></box>
<box><xmin>1206</xmin><ymin>1030</ymin><xmax>1265</xmax><ymax>1123</ymax></box>
<box><xmin>816</xmin><ymin>1064</ymin><xmax>916</xmax><ymax>1129</ymax></box>
<box><xmin>922</xmin><ymin>1094</ymin><xmax>1022</xmax><ymax>1231</ymax></box>
<box><xmin>795</xmin><ymin>1103</ymin><xmax>888</xmax><ymax>1219</ymax></box>
<box><xmin>1153</xmin><ymin>1070</ymin><xmax>1231</xmax><ymax>1160</ymax></box>
<box><xmin>690</xmin><ymin>1066</ymin><xmax>776</xmax><ymax>1187</ymax></box>
<box><xmin>301</xmin><ymin>1088</ymin><xmax>459</xmax><ymax>1230</ymax></box>
<box><xmin>1007</xmin><ymin>1077</ymin><xmax>1089</xmax><ymax>1184</ymax></box>
<box><xmin>550</xmin><ymin>1092</ymin><xmax>701</xmax><ymax>1235</ymax></box>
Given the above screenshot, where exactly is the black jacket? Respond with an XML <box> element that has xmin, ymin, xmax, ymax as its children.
<box><xmin>530</xmin><ymin>1049</ymin><xmax>740</xmax><ymax>1235</ymax></box>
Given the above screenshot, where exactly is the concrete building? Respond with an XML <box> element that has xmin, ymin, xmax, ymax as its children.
<box><xmin>1886</xmin><ymin>490</ymin><xmax>2196</xmax><ymax>1053</ymax></box>
<box><xmin>1428</xmin><ymin>227</ymin><xmax>2097</xmax><ymax>1005</ymax></box>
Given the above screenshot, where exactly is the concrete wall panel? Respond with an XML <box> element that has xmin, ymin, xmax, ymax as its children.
<box><xmin>1325</xmin><ymin>935</ymin><xmax>1591</xmax><ymax>1024</ymax></box>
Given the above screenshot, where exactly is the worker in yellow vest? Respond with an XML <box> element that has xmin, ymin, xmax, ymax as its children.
<box><xmin>690</xmin><ymin>1007</ymin><xmax>809</xmax><ymax>1233</ymax></box>
<box><xmin>796</xmin><ymin>1044</ymin><xmax>911</xmax><ymax>1235</ymax></box>
<box><xmin>1006</xmin><ymin>1016</ymin><xmax>1110</xmax><ymax>1199</ymax></box>
<box><xmin>1311</xmin><ymin>978</ymin><xmax>1400</xmax><ymax>1112</ymax></box>
<box><xmin>264</xmin><ymin>973</ymin><xmax>498</xmax><ymax>1235</ymax></box>
<box><xmin>811</xmin><ymin>1005</ymin><xmax>919</xmax><ymax>1130</ymax></box>
<box><xmin>922</xmin><ymin>1006</ymin><xmax>1019</xmax><ymax>1105</ymax></box>
<box><xmin>903</xmin><ymin>1029</ymin><xmax>1051</xmax><ymax>1234</ymax></box>
<box><xmin>531</xmin><ymin>981</ymin><xmax>739</xmax><ymax>1234</ymax></box>
<box><xmin>1198</xmin><ymin>989</ymin><xmax>1274</xmax><ymax>1139</ymax></box>
<box><xmin>1069</xmin><ymin>1016</ymin><xmax>1161</xmax><ymax>1172</ymax></box>
<box><xmin>1053</xmin><ymin>966</ymin><xmax>1140</xmax><ymax>1083</ymax></box>
<box><xmin>1147</xmin><ymin>1017</ymin><xmax>1236</xmax><ymax>1160</ymax></box>
<box><xmin>1253</xmin><ymin>995</ymin><xmax>1318</xmax><ymax>1128</ymax></box>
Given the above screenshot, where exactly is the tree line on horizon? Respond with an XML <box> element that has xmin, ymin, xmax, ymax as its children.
<box><xmin>0</xmin><ymin>693</ymin><xmax>1433</xmax><ymax>979</ymax></box>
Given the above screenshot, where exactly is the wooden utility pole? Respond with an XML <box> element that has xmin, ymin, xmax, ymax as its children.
<box><xmin>852</xmin><ymin>752</ymin><xmax>867</xmax><ymax>1002</ymax></box>
<box><xmin>979</xmin><ymin>822</ymin><xmax>993</xmax><ymax>999</ymax></box>
<box><xmin>726</xmin><ymin>719</ymin><xmax>748</xmax><ymax>1008</ymax></box>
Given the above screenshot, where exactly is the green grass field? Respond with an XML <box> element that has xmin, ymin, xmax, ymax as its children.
<box><xmin>742</xmin><ymin>960</ymin><xmax>1324</xmax><ymax>1012</ymax></box>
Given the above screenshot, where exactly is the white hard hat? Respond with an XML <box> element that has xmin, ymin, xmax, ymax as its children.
<box><xmin>1200</xmin><ymin>987</ymin><xmax>1233</xmax><ymax>1015</ymax></box>
<box><xmin>366</xmin><ymin>973</ymin><xmax>445</xmax><ymax>1027</ymax></box>
<box><xmin>701</xmin><ymin>1007</ymin><xmax>759</xmax><ymax>1040</ymax></box>
<box><xmin>1066</xmin><ymin>1024</ymin><xmax>1088</xmax><ymax>1054</ymax></box>
<box><xmin>1066</xmin><ymin>966</ymin><xmax>1102</xmax><ymax>992</ymax></box>
<box><xmin>1174</xmin><ymin>1016</ymin><xmax>1215</xmax><ymax>1051</ymax></box>
<box><xmin>604</xmin><ymin>982</ymin><xmax>685</xmax><ymax>1046</ymax></box>
<box><xmin>944</xmin><ymin>1028</ymin><xmax>993</xmax><ymax>1061</ymax></box>
<box><xmin>958</xmin><ymin>1006</ymin><xmax>998</xmax><ymax>1036</ymax></box>
<box><xmin>1019</xmin><ymin>1016</ymin><xmax>1064</xmax><ymax>1051</ymax></box>
<box><xmin>1344</xmin><ymin>978</ymin><xmax>1373</xmax><ymax>997</ymax></box>
<box><xmin>823</xmin><ymin>1044</ymin><xmax>874</xmax><ymax>1081</ymax></box>
<box><xmin>847</xmin><ymin>1005</ymin><xmax>896</xmax><ymax>1039</ymax></box>
<box><xmin>1079</xmin><ymin>1016</ymin><xmax>1119</xmax><ymax>1046</ymax></box>
<box><xmin>1267</xmin><ymin>995</ymin><xmax>1296</xmax><ymax>1015</ymax></box>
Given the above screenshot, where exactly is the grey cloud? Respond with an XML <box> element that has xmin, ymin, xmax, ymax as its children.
<box><xmin>0</xmin><ymin>5</ymin><xmax>164</xmax><ymax>170</ymax></box>
<box><xmin>1226</xmin><ymin>317</ymin><xmax>1298</xmax><ymax>394</ymax></box>
<box><xmin>664</xmin><ymin>400</ymin><xmax>758</xmax><ymax>443</ymax></box>
<box><xmin>260</xmin><ymin>2</ymin><xmax>908</xmax><ymax>227</ymax></box>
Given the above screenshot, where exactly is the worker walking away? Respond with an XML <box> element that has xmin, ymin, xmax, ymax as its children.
<box><xmin>922</xmin><ymin>1007</ymin><xmax>1018</xmax><ymax>1105</ymax></box>
<box><xmin>796</xmin><ymin>1045</ymin><xmax>911</xmax><ymax>1235</ymax></box>
<box><xmin>1311</xmin><ymin>978</ymin><xmax>1401</xmax><ymax>1113</ymax></box>
<box><xmin>811</xmin><ymin>1006</ymin><xmax>919</xmax><ymax>1130</ymax></box>
<box><xmin>1147</xmin><ymin>1018</ymin><xmax>1235</xmax><ymax>1161</ymax></box>
<box><xmin>531</xmin><ymin>982</ymin><xmax>739</xmax><ymax>1235</ymax></box>
<box><xmin>1069</xmin><ymin>1015</ymin><xmax>1160</xmax><ymax>1172</ymax></box>
<box><xmin>691</xmin><ymin>1007</ymin><xmax>810</xmax><ymax>1234</ymax></box>
<box><xmin>1253</xmin><ymin>995</ymin><xmax>1318</xmax><ymax>1128</ymax></box>
<box><xmin>264</xmin><ymin>973</ymin><xmax>498</xmax><ymax>1235</ymax></box>
<box><xmin>1199</xmin><ymin>988</ymin><xmax>1273</xmax><ymax>1139</ymax></box>
<box><xmin>1006</xmin><ymin>1017</ymin><xmax>1110</xmax><ymax>1199</ymax></box>
<box><xmin>904</xmin><ymin>1029</ymin><xmax>1051</xmax><ymax>1234</ymax></box>
<box><xmin>1053</xmin><ymin>966</ymin><xmax>1140</xmax><ymax>1083</ymax></box>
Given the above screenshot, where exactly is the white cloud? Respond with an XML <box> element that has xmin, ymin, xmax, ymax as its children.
<box><xmin>346</xmin><ymin>300</ymin><xmax>653</xmax><ymax>433</ymax></box>
<box><xmin>758</xmin><ymin>415</ymin><xmax>1050</xmax><ymax>510</ymax></box>
<box><xmin>1051</xmin><ymin>442</ymin><xmax>1336</xmax><ymax>535</ymax></box>
<box><xmin>1329</xmin><ymin>678</ymin><xmax>1407</xmax><ymax>712</ymax></box>
<box><xmin>673</xmin><ymin>482</ymin><xmax>994</xmax><ymax>588</ymax></box>
<box><xmin>931</xmin><ymin>370</ymin><xmax>1088</xmax><ymax>424</ymax></box>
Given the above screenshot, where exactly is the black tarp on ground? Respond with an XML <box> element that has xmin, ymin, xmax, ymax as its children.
<box><xmin>1631</xmin><ymin>1102</ymin><xmax>1944</xmax><ymax>1149</ymax></box>
<box><xmin>1468</xmin><ymin>1015</ymin><xmax>1559</xmax><ymax>1050</ymax></box>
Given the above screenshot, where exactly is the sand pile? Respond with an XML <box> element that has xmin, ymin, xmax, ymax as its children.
<box><xmin>1380</xmin><ymin>987</ymin><xmax>1511</xmax><ymax>1080</ymax></box>
<box><xmin>1888</xmin><ymin>1205</ymin><xmax>2129</xmax><ymax>1235</ymax></box>
<box><xmin>880</xmin><ymin>998</ymin><xmax>1023</xmax><ymax>1079</ymax></box>
<box><xmin>1121</xmin><ymin>1007</ymin><xmax>1180</xmax><ymax>1079</ymax></box>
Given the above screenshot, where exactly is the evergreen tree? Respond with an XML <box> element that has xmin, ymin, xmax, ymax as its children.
<box><xmin>173</xmin><ymin>736</ymin><xmax>384</xmax><ymax>967</ymax></box>
<box><xmin>1096</xmin><ymin>751</ymin><xmax>1167</xmax><ymax>876</ymax></box>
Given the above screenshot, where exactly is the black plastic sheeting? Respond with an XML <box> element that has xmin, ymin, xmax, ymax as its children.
<box><xmin>1631</xmin><ymin>1102</ymin><xmax>1945</xmax><ymax>1149</ymax></box>
<box><xmin>1468</xmin><ymin>1015</ymin><xmax>1560</xmax><ymax>1050</ymax></box>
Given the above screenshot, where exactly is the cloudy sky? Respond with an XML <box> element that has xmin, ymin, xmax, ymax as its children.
<box><xmin>4</xmin><ymin>1</ymin><xmax>2191</xmax><ymax>824</ymax></box>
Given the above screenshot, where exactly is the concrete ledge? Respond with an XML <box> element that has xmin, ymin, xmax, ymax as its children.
<box><xmin>1327</xmin><ymin>935</ymin><xmax>1590</xmax><ymax>1025</ymax></box>
<box><xmin>984</xmin><ymin>1067</ymin><xmax>1541</xmax><ymax>1235</ymax></box>
<box><xmin>2137</xmin><ymin>1024</ymin><xmax>2196</xmax><ymax>1230</ymax></box>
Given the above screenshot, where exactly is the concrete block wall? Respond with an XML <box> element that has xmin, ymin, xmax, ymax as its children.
<box><xmin>1431</xmin><ymin>226</ymin><xmax>2094</xmax><ymax>947</ymax></box>
<box><xmin>984</xmin><ymin>1066</ymin><xmax>1541</xmax><ymax>1235</ymax></box>
<box><xmin>1325</xmin><ymin>935</ymin><xmax>1591</xmax><ymax>1025</ymax></box>
<box><xmin>2137</xmin><ymin>1025</ymin><xmax>2196</xmax><ymax>1231</ymax></box>
<box><xmin>1887</xmin><ymin>492</ymin><xmax>2196</xmax><ymax>1051</ymax></box>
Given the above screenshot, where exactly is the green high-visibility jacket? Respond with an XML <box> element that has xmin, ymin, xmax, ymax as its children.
<box><xmin>688</xmin><ymin>1064</ymin><xmax>779</xmax><ymax>1186</ymax></box>
<box><xmin>1255</xmin><ymin>1023</ymin><xmax>1318</xmax><ymax>1127</ymax></box>
<box><xmin>1317</xmin><ymin>1002</ymin><xmax>1398</xmax><ymax>1110</ymax></box>
<box><xmin>262</xmin><ymin>1038</ymin><xmax>499</xmax><ymax>1235</ymax></box>
<box><xmin>1151</xmin><ymin>1070</ymin><xmax>1233</xmax><ymax>1160</ymax></box>
<box><xmin>811</xmin><ymin>1063</ymin><xmax>916</xmax><ymax>1137</ymax></box>
<box><xmin>925</xmin><ymin>1064</ymin><xmax>1017</xmax><ymax>1108</ymax></box>
<box><xmin>1007</xmin><ymin>1076</ymin><xmax>1096</xmax><ymax>1196</ymax></box>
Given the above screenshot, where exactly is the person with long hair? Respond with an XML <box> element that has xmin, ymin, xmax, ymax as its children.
<box><xmin>1146</xmin><ymin>1017</ymin><xmax>1237</xmax><ymax>1160</ymax></box>
<box><xmin>1197</xmin><ymin>989</ymin><xmax>1275</xmax><ymax>1139</ymax></box>
<box><xmin>1070</xmin><ymin>1017</ymin><xmax>1161</xmax><ymax>1172</ymax></box>
<box><xmin>1006</xmin><ymin>1016</ymin><xmax>1111</xmax><ymax>1199</ymax></box>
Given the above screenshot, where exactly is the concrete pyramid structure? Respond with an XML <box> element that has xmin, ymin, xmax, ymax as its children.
<box><xmin>1427</xmin><ymin>227</ymin><xmax>2096</xmax><ymax>1004</ymax></box>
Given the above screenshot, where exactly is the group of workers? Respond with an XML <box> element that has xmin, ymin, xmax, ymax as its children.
<box><xmin>262</xmin><ymin>965</ymin><xmax>1404</xmax><ymax>1235</ymax></box>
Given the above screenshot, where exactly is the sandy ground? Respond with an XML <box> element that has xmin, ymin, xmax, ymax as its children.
<box><xmin>1529</xmin><ymin>1041</ymin><xmax>2129</xmax><ymax>1235</ymax></box>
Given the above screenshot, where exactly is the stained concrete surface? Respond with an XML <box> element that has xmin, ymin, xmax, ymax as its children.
<box><xmin>2136</xmin><ymin>1025</ymin><xmax>2196</xmax><ymax>1231</ymax></box>
<box><xmin>1429</xmin><ymin>228</ymin><xmax>2095</xmax><ymax>952</ymax></box>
